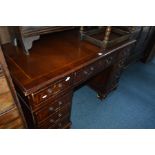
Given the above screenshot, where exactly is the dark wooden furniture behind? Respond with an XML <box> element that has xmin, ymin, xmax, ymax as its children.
<box><xmin>11</xmin><ymin>26</ymin><xmax>75</xmax><ymax>55</ymax></box>
<box><xmin>3</xmin><ymin>29</ymin><xmax>136</xmax><ymax>129</ymax></box>
<box><xmin>126</xmin><ymin>26</ymin><xmax>155</xmax><ymax>65</ymax></box>
<box><xmin>80</xmin><ymin>26</ymin><xmax>134</xmax><ymax>49</ymax></box>
<box><xmin>142</xmin><ymin>27</ymin><xmax>155</xmax><ymax>63</ymax></box>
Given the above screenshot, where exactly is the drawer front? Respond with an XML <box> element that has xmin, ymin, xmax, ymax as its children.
<box><xmin>74</xmin><ymin>69</ymin><xmax>85</xmax><ymax>85</ymax></box>
<box><xmin>34</xmin><ymin>93</ymin><xmax>72</xmax><ymax>124</ymax></box>
<box><xmin>48</xmin><ymin>115</ymin><xmax>71</xmax><ymax>129</ymax></box>
<box><xmin>74</xmin><ymin>64</ymin><xmax>100</xmax><ymax>85</ymax></box>
<box><xmin>38</xmin><ymin>105</ymin><xmax>70</xmax><ymax>128</ymax></box>
<box><xmin>74</xmin><ymin>53</ymin><xmax>116</xmax><ymax>85</ymax></box>
<box><xmin>30</xmin><ymin>74</ymin><xmax>73</xmax><ymax>105</ymax></box>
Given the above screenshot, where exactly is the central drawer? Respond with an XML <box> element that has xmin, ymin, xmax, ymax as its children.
<box><xmin>74</xmin><ymin>53</ymin><xmax>116</xmax><ymax>85</ymax></box>
<box><xmin>34</xmin><ymin>93</ymin><xmax>72</xmax><ymax>124</ymax></box>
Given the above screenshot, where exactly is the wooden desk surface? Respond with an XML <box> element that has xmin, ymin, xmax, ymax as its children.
<box><xmin>4</xmin><ymin>30</ymin><xmax>135</xmax><ymax>95</ymax></box>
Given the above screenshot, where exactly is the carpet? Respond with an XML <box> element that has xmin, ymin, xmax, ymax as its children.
<box><xmin>71</xmin><ymin>58</ymin><xmax>155</xmax><ymax>129</ymax></box>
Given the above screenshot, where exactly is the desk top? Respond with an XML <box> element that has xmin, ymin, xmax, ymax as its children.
<box><xmin>4</xmin><ymin>30</ymin><xmax>135</xmax><ymax>95</ymax></box>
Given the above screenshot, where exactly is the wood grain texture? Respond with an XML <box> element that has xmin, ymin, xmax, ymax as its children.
<box><xmin>4</xmin><ymin>30</ymin><xmax>135</xmax><ymax>96</ymax></box>
<box><xmin>0</xmin><ymin>46</ymin><xmax>25</xmax><ymax>128</ymax></box>
<box><xmin>0</xmin><ymin>75</ymin><xmax>10</xmax><ymax>94</ymax></box>
<box><xmin>0</xmin><ymin>92</ymin><xmax>14</xmax><ymax>114</ymax></box>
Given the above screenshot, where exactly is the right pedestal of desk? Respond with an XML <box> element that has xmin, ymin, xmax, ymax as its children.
<box><xmin>87</xmin><ymin>46</ymin><xmax>131</xmax><ymax>100</ymax></box>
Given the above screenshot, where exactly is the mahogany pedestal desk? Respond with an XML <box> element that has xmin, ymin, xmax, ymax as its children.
<box><xmin>3</xmin><ymin>30</ymin><xmax>136</xmax><ymax>129</ymax></box>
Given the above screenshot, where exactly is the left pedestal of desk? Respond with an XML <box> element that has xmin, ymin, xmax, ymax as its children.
<box><xmin>16</xmin><ymin>77</ymin><xmax>74</xmax><ymax>129</ymax></box>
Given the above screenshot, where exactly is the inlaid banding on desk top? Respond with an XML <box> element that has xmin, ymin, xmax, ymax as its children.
<box><xmin>4</xmin><ymin>30</ymin><xmax>136</xmax><ymax>96</ymax></box>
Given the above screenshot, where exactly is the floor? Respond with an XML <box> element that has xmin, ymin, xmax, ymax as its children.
<box><xmin>71</xmin><ymin>58</ymin><xmax>155</xmax><ymax>129</ymax></box>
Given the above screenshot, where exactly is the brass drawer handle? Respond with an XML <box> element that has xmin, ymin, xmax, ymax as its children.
<box><xmin>49</xmin><ymin>107</ymin><xmax>54</xmax><ymax>111</ymax></box>
<box><xmin>58</xmin><ymin>83</ymin><xmax>62</xmax><ymax>88</ymax></box>
<box><xmin>65</xmin><ymin>76</ymin><xmax>70</xmax><ymax>81</ymax></box>
<box><xmin>84</xmin><ymin>71</ymin><xmax>88</xmax><ymax>75</ymax></box>
<box><xmin>58</xmin><ymin>101</ymin><xmax>63</xmax><ymax>105</ymax></box>
<box><xmin>42</xmin><ymin>95</ymin><xmax>47</xmax><ymax>99</ymax></box>
<box><xmin>50</xmin><ymin>119</ymin><xmax>54</xmax><ymax>123</ymax></box>
<box><xmin>98</xmin><ymin>52</ymin><xmax>103</xmax><ymax>56</ymax></box>
<box><xmin>47</xmin><ymin>88</ymin><xmax>52</xmax><ymax>93</ymax></box>
<box><xmin>58</xmin><ymin>113</ymin><xmax>62</xmax><ymax>117</ymax></box>
<box><xmin>55</xmin><ymin>107</ymin><xmax>59</xmax><ymax>111</ymax></box>
<box><xmin>90</xmin><ymin>67</ymin><xmax>94</xmax><ymax>71</ymax></box>
<box><xmin>106</xmin><ymin>57</ymin><xmax>113</xmax><ymax>64</ymax></box>
<box><xmin>118</xmin><ymin>61</ymin><xmax>124</xmax><ymax>67</ymax></box>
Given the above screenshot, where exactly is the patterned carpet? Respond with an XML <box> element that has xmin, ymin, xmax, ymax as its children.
<box><xmin>71</xmin><ymin>58</ymin><xmax>155</xmax><ymax>128</ymax></box>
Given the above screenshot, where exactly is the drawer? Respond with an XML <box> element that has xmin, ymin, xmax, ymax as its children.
<box><xmin>74</xmin><ymin>62</ymin><xmax>102</xmax><ymax>85</ymax></box>
<box><xmin>74</xmin><ymin>65</ymin><xmax>99</xmax><ymax>85</ymax></box>
<box><xmin>74</xmin><ymin>69</ymin><xmax>85</xmax><ymax>85</ymax></box>
<box><xmin>104</xmin><ymin>54</ymin><xmax>116</xmax><ymax>67</ymax></box>
<box><xmin>74</xmin><ymin>54</ymin><xmax>116</xmax><ymax>85</ymax></box>
<box><xmin>34</xmin><ymin>93</ymin><xmax>72</xmax><ymax>123</ymax></box>
<box><xmin>30</xmin><ymin>74</ymin><xmax>73</xmax><ymax>105</ymax></box>
<box><xmin>49</xmin><ymin>115</ymin><xmax>71</xmax><ymax>129</ymax></box>
<box><xmin>38</xmin><ymin>105</ymin><xmax>70</xmax><ymax>128</ymax></box>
